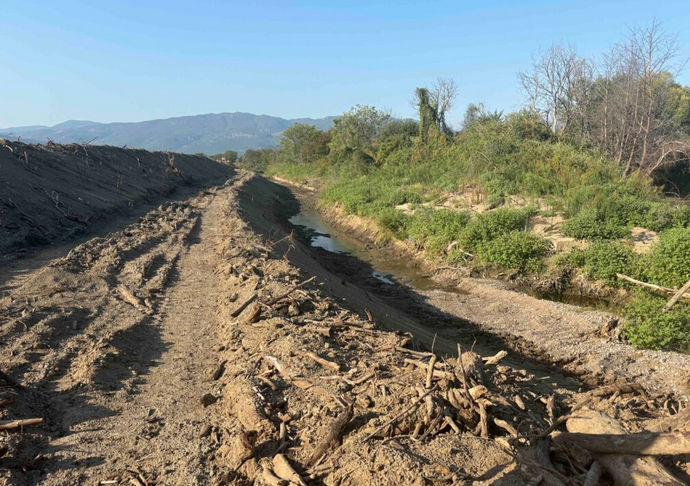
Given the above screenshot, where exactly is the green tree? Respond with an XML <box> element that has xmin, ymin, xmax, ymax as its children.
<box><xmin>279</xmin><ymin>124</ymin><xmax>328</xmax><ymax>164</ymax></box>
<box><xmin>329</xmin><ymin>105</ymin><xmax>392</xmax><ymax>163</ymax></box>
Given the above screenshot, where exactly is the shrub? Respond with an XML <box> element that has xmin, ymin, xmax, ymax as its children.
<box><xmin>645</xmin><ymin>227</ymin><xmax>690</xmax><ymax>288</ymax></box>
<box><xmin>408</xmin><ymin>208</ymin><xmax>471</xmax><ymax>256</ymax></box>
<box><xmin>376</xmin><ymin>208</ymin><xmax>411</xmax><ymax>239</ymax></box>
<box><xmin>477</xmin><ymin>231</ymin><xmax>551</xmax><ymax>273</ymax></box>
<box><xmin>554</xmin><ymin>248</ymin><xmax>587</xmax><ymax>268</ymax></box>
<box><xmin>561</xmin><ymin>210</ymin><xmax>629</xmax><ymax>240</ymax></box>
<box><xmin>623</xmin><ymin>295</ymin><xmax>690</xmax><ymax>351</ymax></box>
<box><xmin>460</xmin><ymin>207</ymin><xmax>536</xmax><ymax>251</ymax></box>
<box><xmin>581</xmin><ymin>242</ymin><xmax>638</xmax><ymax>285</ymax></box>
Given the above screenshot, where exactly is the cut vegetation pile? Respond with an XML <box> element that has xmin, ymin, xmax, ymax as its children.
<box><xmin>0</xmin><ymin>139</ymin><xmax>233</xmax><ymax>257</ymax></box>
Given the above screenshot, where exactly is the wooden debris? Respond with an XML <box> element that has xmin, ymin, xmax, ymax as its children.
<box><xmin>212</xmin><ymin>360</ymin><xmax>227</xmax><ymax>381</ymax></box>
<box><xmin>0</xmin><ymin>418</ymin><xmax>43</xmax><ymax>430</ymax></box>
<box><xmin>301</xmin><ymin>351</ymin><xmax>341</xmax><ymax>372</ymax></box>
<box><xmin>117</xmin><ymin>285</ymin><xmax>150</xmax><ymax>313</ymax></box>
<box><xmin>565</xmin><ymin>408</ymin><xmax>684</xmax><ymax>486</ymax></box>
<box><xmin>364</xmin><ymin>386</ymin><xmax>438</xmax><ymax>442</ymax></box>
<box><xmin>266</xmin><ymin>276</ymin><xmax>316</xmax><ymax>306</ymax></box>
<box><xmin>483</xmin><ymin>350</ymin><xmax>508</xmax><ymax>366</ymax></box>
<box><xmin>617</xmin><ymin>273</ymin><xmax>690</xmax><ymax>301</ymax></box>
<box><xmin>231</xmin><ymin>293</ymin><xmax>257</xmax><ymax>318</ymax></box>
<box><xmin>664</xmin><ymin>276</ymin><xmax>690</xmax><ymax>312</ymax></box>
<box><xmin>309</xmin><ymin>402</ymin><xmax>353</xmax><ymax>465</ymax></box>
<box><xmin>272</xmin><ymin>454</ymin><xmax>307</xmax><ymax>486</ymax></box>
<box><xmin>554</xmin><ymin>429</ymin><xmax>690</xmax><ymax>455</ymax></box>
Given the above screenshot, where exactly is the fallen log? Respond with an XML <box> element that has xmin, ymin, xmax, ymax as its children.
<box><xmin>554</xmin><ymin>430</ymin><xmax>690</xmax><ymax>456</ymax></box>
<box><xmin>565</xmin><ymin>408</ymin><xmax>684</xmax><ymax>486</ymax></box>
<box><xmin>616</xmin><ymin>273</ymin><xmax>690</xmax><ymax>301</ymax></box>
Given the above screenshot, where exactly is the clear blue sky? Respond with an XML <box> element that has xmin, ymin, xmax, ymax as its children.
<box><xmin>2</xmin><ymin>0</ymin><xmax>689</xmax><ymax>128</ymax></box>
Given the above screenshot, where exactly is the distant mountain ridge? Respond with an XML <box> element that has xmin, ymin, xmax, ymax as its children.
<box><xmin>0</xmin><ymin>112</ymin><xmax>337</xmax><ymax>154</ymax></box>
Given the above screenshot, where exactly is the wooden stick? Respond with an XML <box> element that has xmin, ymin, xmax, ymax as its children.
<box><xmin>309</xmin><ymin>402</ymin><xmax>353</xmax><ymax>465</ymax></box>
<box><xmin>425</xmin><ymin>354</ymin><xmax>437</xmax><ymax>390</ymax></box>
<box><xmin>272</xmin><ymin>454</ymin><xmax>307</xmax><ymax>486</ymax></box>
<box><xmin>0</xmin><ymin>418</ymin><xmax>43</xmax><ymax>430</ymax></box>
<box><xmin>664</xmin><ymin>277</ymin><xmax>690</xmax><ymax>311</ymax></box>
<box><xmin>404</xmin><ymin>359</ymin><xmax>455</xmax><ymax>380</ymax></box>
<box><xmin>231</xmin><ymin>293</ymin><xmax>257</xmax><ymax>318</ymax></box>
<box><xmin>364</xmin><ymin>386</ymin><xmax>438</xmax><ymax>442</ymax></box>
<box><xmin>301</xmin><ymin>352</ymin><xmax>341</xmax><ymax>372</ymax></box>
<box><xmin>266</xmin><ymin>276</ymin><xmax>316</xmax><ymax>306</ymax></box>
<box><xmin>617</xmin><ymin>273</ymin><xmax>690</xmax><ymax>300</ymax></box>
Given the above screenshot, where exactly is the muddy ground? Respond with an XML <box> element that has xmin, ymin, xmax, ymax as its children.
<box><xmin>1</xmin><ymin>170</ymin><xmax>689</xmax><ymax>485</ymax></box>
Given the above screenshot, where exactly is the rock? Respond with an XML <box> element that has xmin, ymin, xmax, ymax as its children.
<box><xmin>201</xmin><ymin>393</ymin><xmax>218</xmax><ymax>407</ymax></box>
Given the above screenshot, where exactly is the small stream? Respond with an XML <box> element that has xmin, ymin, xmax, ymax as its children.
<box><xmin>289</xmin><ymin>210</ymin><xmax>457</xmax><ymax>291</ymax></box>
<box><xmin>290</xmin><ymin>208</ymin><xmax>615</xmax><ymax>311</ymax></box>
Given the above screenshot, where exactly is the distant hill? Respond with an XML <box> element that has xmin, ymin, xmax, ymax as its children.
<box><xmin>0</xmin><ymin>112</ymin><xmax>337</xmax><ymax>154</ymax></box>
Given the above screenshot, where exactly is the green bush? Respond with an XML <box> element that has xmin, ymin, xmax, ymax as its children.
<box><xmin>554</xmin><ymin>248</ymin><xmax>587</xmax><ymax>268</ymax></box>
<box><xmin>408</xmin><ymin>208</ymin><xmax>471</xmax><ymax>256</ymax></box>
<box><xmin>561</xmin><ymin>210</ymin><xmax>629</xmax><ymax>240</ymax></box>
<box><xmin>477</xmin><ymin>231</ymin><xmax>551</xmax><ymax>273</ymax></box>
<box><xmin>460</xmin><ymin>207</ymin><xmax>536</xmax><ymax>251</ymax></box>
<box><xmin>582</xmin><ymin>242</ymin><xmax>638</xmax><ymax>285</ymax></box>
<box><xmin>623</xmin><ymin>295</ymin><xmax>690</xmax><ymax>351</ymax></box>
<box><xmin>645</xmin><ymin>227</ymin><xmax>690</xmax><ymax>288</ymax></box>
<box><xmin>376</xmin><ymin>208</ymin><xmax>411</xmax><ymax>239</ymax></box>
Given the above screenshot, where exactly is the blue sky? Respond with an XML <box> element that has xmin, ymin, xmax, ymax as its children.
<box><xmin>2</xmin><ymin>0</ymin><xmax>689</xmax><ymax>128</ymax></box>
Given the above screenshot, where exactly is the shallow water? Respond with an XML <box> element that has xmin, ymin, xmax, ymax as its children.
<box><xmin>290</xmin><ymin>208</ymin><xmax>615</xmax><ymax>311</ymax></box>
<box><xmin>289</xmin><ymin>210</ymin><xmax>450</xmax><ymax>291</ymax></box>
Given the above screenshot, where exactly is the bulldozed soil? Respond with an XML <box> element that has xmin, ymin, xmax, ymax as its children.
<box><xmin>0</xmin><ymin>139</ymin><xmax>233</xmax><ymax>260</ymax></box>
<box><xmin>1</xmin><ymin>165</ymin><xmax>690</xmax><ymax>485</ymax></box>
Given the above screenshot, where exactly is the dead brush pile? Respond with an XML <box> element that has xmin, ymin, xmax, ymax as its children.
<box><xmin>204</xmin><ymin>181</ymin><xmax>690</xmax><ymax>485</ymax></box>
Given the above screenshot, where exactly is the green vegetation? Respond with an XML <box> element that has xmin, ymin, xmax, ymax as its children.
<box><xmin>231</xmin><ymin>23</ymin><xmax>690</xmax><ymax>352</ymax></box>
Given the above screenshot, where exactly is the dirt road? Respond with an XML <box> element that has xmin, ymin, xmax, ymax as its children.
<box><xmin>1</xmin><ymin>172</ymin><xmax>689</xmax><ymax>485</ymax></box>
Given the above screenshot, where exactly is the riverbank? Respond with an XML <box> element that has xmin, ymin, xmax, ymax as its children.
<box><xmin>270</xmin><ymin>176</ymin><xmax>690</xmax><ymax>397</ymax></box>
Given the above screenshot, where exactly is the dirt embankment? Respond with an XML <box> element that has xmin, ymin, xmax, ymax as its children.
<box><xmin>274</xmin><ymin>178</ymin><xmax>690</xmax><ymax>398</ymax></box>
<box><xmin>0</xmin><ymin>172</ymin><xmax>689</xmax><ymax>485</ymax></box>
<box><xmin>0</xmin><ymin>140</ymin><xmax>234</xmax><ymax>257</ymax></box>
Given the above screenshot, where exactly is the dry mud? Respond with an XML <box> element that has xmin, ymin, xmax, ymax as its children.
<box><xmin>0</xmin><ymin>140</ymin><xmax>233</xmax><ymax>259</ymax></box>
<box><xmin>0</xmin><ymin>172</ymin><xmax>689</xmax><ymax>485</ymax></box>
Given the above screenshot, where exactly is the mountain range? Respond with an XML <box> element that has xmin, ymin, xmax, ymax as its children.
<box><xmin>0</xmin><ymin>112</ymin><xmax>337</xmax><ymax>154</ymax></box>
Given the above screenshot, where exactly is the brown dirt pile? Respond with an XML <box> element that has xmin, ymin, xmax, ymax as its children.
<box><xmin>0</xmin><ymin>139</ymin><xmax>233</xmax><ymax>257</ymax></box>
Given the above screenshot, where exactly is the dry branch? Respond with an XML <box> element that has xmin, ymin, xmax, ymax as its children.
<box><xmin>664</xmin><ymin>277</ymin><xmax>690</xmax><ymax>312</ymax></box>
<box><xmin>617</xmin><ymin>273</ymin><xmax>690</xmax><ymax>300</ymax></box>
<box><xmin>266</xmin><ymin>276</ymin><xmax>316</xmax><ymax>306</ymax></box>
<box><xmin>0</xmin><ymin>418</ymin><xmax>43</xmax><ymax>430</ymax></box>
<box><xmin>309</xmin><ymin>402</ymin><xmax>353</xmax><ymax>465</ymax></box>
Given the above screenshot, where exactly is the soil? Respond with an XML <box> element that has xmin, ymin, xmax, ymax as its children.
<box><xmin>0</xmin><ymin>139</ymin><xmax>233</xmax><ymax>260</ymax></box>
<box><xmin>280</xmin><ymin>181</ymin><xmax>690</xmax><ymax>398</ymax></box>
<box><xmin>1</xmin><ymin>160</ymin><xmax>690</xmax><ymax>485</ymax></box>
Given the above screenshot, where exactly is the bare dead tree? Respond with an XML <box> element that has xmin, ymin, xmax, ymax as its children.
<box><xmin>519</xmin><ymin>43</ymin><xmax>593</xmax><ymax>136</ymax></box>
